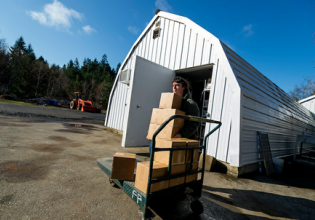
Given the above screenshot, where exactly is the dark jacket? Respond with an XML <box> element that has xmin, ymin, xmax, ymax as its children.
<box><xmin>179</xmin><ymin>90</ymin><xmax>200</xmax><ymax>140</ymax></box>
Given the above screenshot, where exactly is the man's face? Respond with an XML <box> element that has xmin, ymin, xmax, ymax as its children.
<box><xmin>172</xmin><ymin>82</ymin><xmax>185</xmax><ymax>97</ymax></box>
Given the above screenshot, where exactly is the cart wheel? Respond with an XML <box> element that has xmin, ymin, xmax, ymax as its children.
<box><xmin>190</xmin><ymin>199</ymin><xmax>204</xmax><ymax>215</ymax></box>
<box><xmin>109</xmin><ymin>178</ymin><xmax>117</xmax><ymax>187</ymax></box>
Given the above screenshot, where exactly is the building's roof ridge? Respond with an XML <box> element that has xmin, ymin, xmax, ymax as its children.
<box><xmin>299</xmin><ymin>94</ymin><xmax>315</xmax><ymax>103</ymax></box>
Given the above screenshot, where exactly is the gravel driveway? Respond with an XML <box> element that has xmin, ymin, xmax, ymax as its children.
<box><xmin>0</xmin><ymin>104</ymin><xmax>315</xmax><ymax>219</ymax></box>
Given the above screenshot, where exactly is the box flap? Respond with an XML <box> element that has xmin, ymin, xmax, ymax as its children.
<box><xmin>114</xmin><ymin>152</ymin><xmax>136</xmax><ymax>159</ymax></box>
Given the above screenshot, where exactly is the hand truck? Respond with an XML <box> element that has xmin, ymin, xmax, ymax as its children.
<box><xmin>97</xmin><ymin>115</ymin><xmax>221</xmax><ymax>219</ymax></box>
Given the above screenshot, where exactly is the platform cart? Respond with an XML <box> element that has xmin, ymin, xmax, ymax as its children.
<box><xmin>97</xmin><ymin>115</ymin><xmax>221</xmax><ymax>219</ymax></box>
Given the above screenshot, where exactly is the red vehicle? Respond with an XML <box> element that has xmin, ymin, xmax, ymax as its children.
<box><xmin>70</xmin><ymin>92</ymin><xmax>101</xmax><ymax>113</ymax></box>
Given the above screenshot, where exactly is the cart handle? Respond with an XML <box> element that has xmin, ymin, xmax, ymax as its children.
<box><xmin>146</xmin><ymin>115</ymin><xmax>222</xmax><ymax>196</ymax></box>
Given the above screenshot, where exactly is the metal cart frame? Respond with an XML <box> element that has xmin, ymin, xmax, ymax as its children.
<box><xmin>97</xmin><ymin>115</ymin><xmax>221</xmax><ymax>219</ymax></box>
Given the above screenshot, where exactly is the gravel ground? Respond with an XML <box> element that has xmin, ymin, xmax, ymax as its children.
<box><xmin>0</xmin><ymin>104</ymin><xmax>315</xmax><ymax>219</ymax></box>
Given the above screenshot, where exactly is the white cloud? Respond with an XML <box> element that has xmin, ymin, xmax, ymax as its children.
<box><xmin>28</xmin><ymin>0</ymin><xmax>83</xmax><ymax>30</ymax></box>
<box><xmin>128</xmin><ymin>26</ymin><xmax>139</xmax><ymax>35</ymax></box>
<box><xmin>82</xmin><ymin>25</ymin><xmax>96</xmax><ymax>34</ymax></box>
<box><xmin>155</xmin><ymin>0</ymin><xmax>172</xmax><ymax>12</ymax></box>
<box><xmin>242</xmin><ymin>24</ymin><xmax>254</xmax><ymax>37</ymax></box>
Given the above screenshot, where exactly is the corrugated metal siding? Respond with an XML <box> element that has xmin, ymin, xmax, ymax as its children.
<box><xmin>222</xmin><ymin>43</ymin><xmax>315</xmax><ymax>166</ymax></box>
<box><xmin>205</xmin><ymin>49</ymin><xmax>238</xmax><ymax>165</ymax></box>
<box><xmin>106</xmin><ymin>13</ymin><xmax>241</xmax><ymax>166</ymax></box>
<box><xmin>106</xmin><ymin>81</ymin><xmax>128</xmax><ymax>131</ymax></box>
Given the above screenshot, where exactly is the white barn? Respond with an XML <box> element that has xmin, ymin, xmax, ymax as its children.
<box><xmin>105</xmin><ymin>10</ymin><xmax>315</xmax><ymax>175</ymax></box>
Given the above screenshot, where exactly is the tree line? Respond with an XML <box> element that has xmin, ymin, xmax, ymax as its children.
<box><xmin>289</xmin><ymin>78</ymin><xmax>315</xmax><ymax>101</ymax></box>
<box><xmin>0</xmin><ymin>35</ymin><xmax>120</xmax><ymax>109</ymax></box>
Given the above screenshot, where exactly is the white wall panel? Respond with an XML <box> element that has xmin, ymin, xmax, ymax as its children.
<box><xmin>201</xmin><ymin>40</ymin><xmax>210</xmax><ymax>65</ymax></box>
<box><xmin>107</xmin><ymin>81</ymin><xmax>128</xmax><ymax>131</ymax></box>
<box><xmin>180</xmin><ymin>28</ymin><xmax>191</xmax><ymax>69</ymax></box>
<box><xmin>209</xmin><ymin>66</ymin><xmax>225</xmax><ymax>156</ymax></box>
<box><xmin>137</xmin><ymin>39</ymin><xmax>142</xmax><ymax>57</ymax></box>
<box><xmin>163</xmin><ymin>20</ymin><xmax>174</xmax><ymax>68</ymax></box>
<box><xmin>174</xmin><ymin>24</ymin><xmax>185</xmax><ymax>70</ymax></box>
<box><xmin>169</xmin><ymin>22</ymin><xmax>179</xmax><ymax>69</ymax></box>
<box><xmin>145</xmin><ymin>25</ymin><xmax>152</xmax><ymax>60</ymax></box>
<box><xmin>151</xmin><ymin>18</ymin><xmax>161</xmax><ymax>63</ymax></box>
<box><xmin>160</xmin><ymin>19</ymin><xmax>170</xmax><ymax>66</ymax></box>
<box><xmin>147</xmin><ymin>24</ymin><xmax>154</xmax><ymax>61</ymax></box>
<box><xmin>142</xmin><ymin>31</ymin><xmax>148</xmax><ymax>58</ymax></box>
<box><xmin>216</xmin><ymin>81</ymin><xmax>232</xmax><ymax>162</ymax></box>
<box><xmin>186</xmin><ymin>30</ymin><xmax>197</xmax><ymax>68</ymax></box>
<box><xmin>155</xmin><ymin>18</ymin><xmax>165</xmax><ymax>64</ymax></box>
<box><xmin>194</xmin><ymin>35</ymin><xmax>204</xmax><ymax>66</ymax></box>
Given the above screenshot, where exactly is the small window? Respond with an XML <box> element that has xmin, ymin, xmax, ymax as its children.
<box><xmin>153</xmin><ymin>28</ymin><xmax>160</xmax><ymax>39</ymax></box>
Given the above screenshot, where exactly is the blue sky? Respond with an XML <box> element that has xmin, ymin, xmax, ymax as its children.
<box><xmin>0</xmin><ymin>0</ymin><xmax>314</xmax><ymax>93</ymax></box>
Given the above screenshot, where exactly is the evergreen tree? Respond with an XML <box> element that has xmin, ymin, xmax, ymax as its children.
<box><xmin>0</xmin><ymin>35</ymin><xmax>10</xmax><ymax>89</ymax></box>
<box><xmin>26</xmin><ymin>44</ymin><xmax>36</xmax><ymax>61</ymax></box>
<box><xmin>98</xmin><ymin>72</ymin><xmax>114</xmax><ymax>109</ymax></box>
<box><xmin>13</xmin><ymin>36</ymin><xmax>26</xmax><ymax>53</ymax></box>
<box><xmin>116</xmin><ymin>63</ymin><xmax>121</xmax><ymax>75</ymax></box>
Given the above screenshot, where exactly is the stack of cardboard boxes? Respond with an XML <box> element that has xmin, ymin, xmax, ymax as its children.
<box><xmin>135</xmin><ymin>93</ymin><xmax>200</xmax><ymax>194</ymax></box>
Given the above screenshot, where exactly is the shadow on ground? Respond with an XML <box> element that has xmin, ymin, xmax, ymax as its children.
<box><xmin>240</xmin><ymin>160</ymin><xmax>315</xmax><ymax>191</ymax></box>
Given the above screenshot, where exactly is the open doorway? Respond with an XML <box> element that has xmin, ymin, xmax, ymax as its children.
<box><xmin>175</xmin><ymin>64</ymin><xmax>214</xmax><ymax>142</ymax></box>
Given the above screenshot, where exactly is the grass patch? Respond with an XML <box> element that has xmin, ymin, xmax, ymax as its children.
<box><xmin>0</xmin><ymin>99</ymin><xmax>107</xmax><ymax>113</ymax></box>
<box><xmin>0</xmin><ymin>99</ymin><xmax>25</xmax><ymax>104</ymax></box>
<box><xmin>0</xmin><ymin>99</ymin><xmax>67</xmax><ymax>110</ymax></box>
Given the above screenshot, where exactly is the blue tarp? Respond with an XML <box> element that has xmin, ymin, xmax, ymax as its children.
<box><xmin>46</xmin><ymin>100</ymin><xmax>58</xmax><ymax>106</ymax></box>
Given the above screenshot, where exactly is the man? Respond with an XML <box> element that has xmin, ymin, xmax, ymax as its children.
<box><xmin>149</xmin><ymin>77</ymin><xmax>200</xmax><ymax>155</ymax></box>
<box><xmin>172</xmin><ymin>76</ymin><xmax>200</xmax><ymax>139</ymax></box>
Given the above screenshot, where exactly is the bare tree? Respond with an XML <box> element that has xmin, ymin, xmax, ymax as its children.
<box><xmin>88</xmin><ymin>79</ymin><xmax>97</xmax><ymax>100</ymax></box>
<box><xmin>82</xmin><ymin>81</ymin><xmax>89</xmax><ymax>94</ymax></box>
<box><xmin>289</xmin><ymin>79</ymin><xmax>315</xmax><ymax>101</ymax></box>
<box><xmin>33</xmin><ymin>60</ymin><xmax>47</xmax><ymax>96</ymax></box>
<box><xmin>50</xmin><ymin>69</ymin><xmax>69</xmax><ymax>96</ymax></box>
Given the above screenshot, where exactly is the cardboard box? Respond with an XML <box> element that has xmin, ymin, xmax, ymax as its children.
<box><xmin>185</xmin><ymin>139</ymin><xmax>200</xmax><ymax>163</ymax></box>
<box><xmin>186</xmin><ymin>162</ymin><xmax>198</xmax><ymax>183</ymax></box>
<box><xmin>159</xmin><ymin>93</ymin><xmax>182</xmax><ymax>110</ymax></box>
<box><xmin>150</xmin><ymin>108</ymin><xmax>185</xmax><ymax>127</ymax></box>
<box><xmin>170</xmin><ymin>164</ymin><xmax>186</xmax><ymax>187</ymax></box>
<box><xmin>135</xmin><ymin>161</ymin><xmax>169</xmax><ymax>194</ymax></box>
<box><xmin>154</xmin><ymin>139</ymin><xmax>187</xmax><ymax>166</ymax></box>
<box><xmin>147</xmin><ymin>124</ymin><xmax>181</xmax><ymax>140</ymax></box>
<box><xmin>110</xmin><ymin>152</ymin><xmax>136</xmax><ymax>181</ymax></box>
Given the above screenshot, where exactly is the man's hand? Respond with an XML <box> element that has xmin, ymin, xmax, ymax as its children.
<box><xmin>173</xmin><ymin>133</ymin><xmax>182</xmax><ymax>138</ymax></box>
